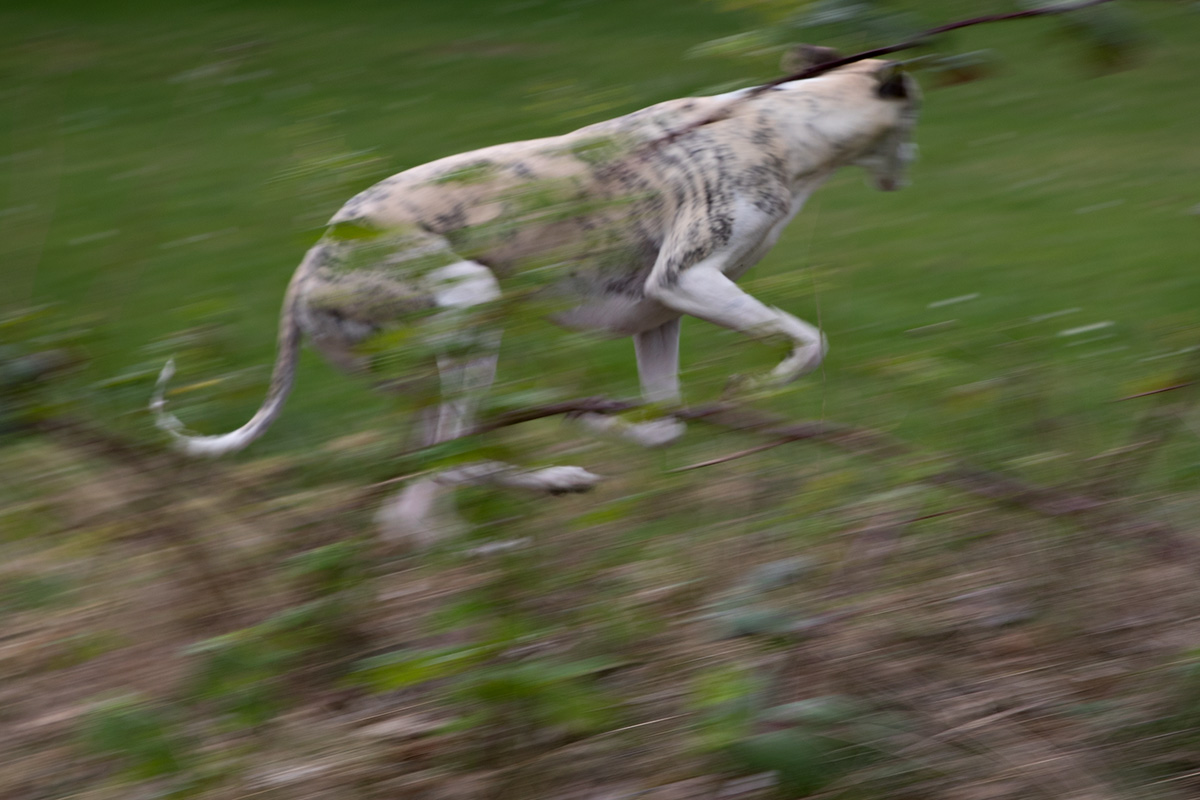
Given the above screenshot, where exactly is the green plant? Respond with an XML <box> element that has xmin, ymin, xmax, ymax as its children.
<box><xmin>351</xmin><ymin>538</ymin><xmax>626</xmax><ymax>761</ymax></box>
<box><xmin>0</xmin><ymin>573</ymin><xmax>73</xmax><ymax>614</ymax></box>
<box><xmin>185</xmin><ymin>631</ymin><xmax>291</xmax><ymax>730</ymax></box>
<box><xmin>80</xmin><ymin>694</ymin><xmax>193</xmax><ymax>782</ymax></box>
<box><xmin>354</xmin><ymin>642</ymin><xmax>622</xmax><ymax>757</ymax></box>
<box><xmin>185</xmin><ymin>540</ymin><xmax>370</xmax><ymax>730</ymax></box>
<box><xmin>691</xmin><ymin>674</ymin><xmax>916</xmax><ymax>799</ymax></box>
<box><xmin>689</xmin><ymin>663</ymin><xmax>764</xmax><ymax>751</ymax></box>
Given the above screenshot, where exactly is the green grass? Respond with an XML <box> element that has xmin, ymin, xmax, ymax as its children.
<box><xmin>5</xmin><ymin>6</ymin><xmax>1200</xmax><ymax>795</ymax></box>
<box><xmin>3</xmin><ymin>0</ymin><xmax>1199</xmax><ymax>477</ymax></box>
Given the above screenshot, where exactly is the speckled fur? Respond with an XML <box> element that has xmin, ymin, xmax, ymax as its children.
<box><xmin>292</xmin><ymin>61</ymin><xmax>919</xmax><ymax>346</ymax></box>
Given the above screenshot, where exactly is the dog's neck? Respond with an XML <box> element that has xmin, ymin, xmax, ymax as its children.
<box><xmin>768</xmin><ymin>78</ymin><xmax>897</xmax><ymax>182</ymax></box>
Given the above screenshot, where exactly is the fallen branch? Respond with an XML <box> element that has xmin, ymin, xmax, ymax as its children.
<box><xmin>767</xmin><ymin>0</ymin><xmax>1119</xmax><ymax>86</ymax></box>
<box><xmin>26</xmin><ymin>380</ymin><xmax>1190</xmax><ymax>559</ymax></box>
<box><xmin>645</xmin><ymin>0</ymin><xmax>1120</xmax><ymax>151</ymax></box>
<box><xmin>464</xmin><ymin>397</ymin><xmax>1080</xmax><ymax>509</ymax></box>
<box><xmin>472</xmin><ymin>396</ymin><xmax>638</xmax><ymax>436</ymax></box>
<box><xmin>444</xmin><ymin>394</ymin><xmax>1191</xmax><ymax>557</ymax></box>
<box><xmin>1115</xmin><ymin>382</ymin><xmax>1193</xmax><ymax>402</ymax></box>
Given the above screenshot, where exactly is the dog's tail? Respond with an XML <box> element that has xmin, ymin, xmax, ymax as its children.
<box><xmin>150</xmin><ymin>244</ymin><xmax>322</xmax><ymax>457</ymax></box>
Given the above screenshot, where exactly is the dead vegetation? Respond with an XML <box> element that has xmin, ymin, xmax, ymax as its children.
<box><xmin>3</xmin><ymin>0</ymin><xmax>1197</xmax><ymax>794</ymax></box>
<box><xmin>2</xmin><ymin>383</ymin><xmax>1199</xmax><ymax>799</ymax></box>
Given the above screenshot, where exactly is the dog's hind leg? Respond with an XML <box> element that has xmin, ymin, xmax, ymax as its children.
<box><xmin>377</xmin><ymin>348</ymin><xmax>601</xmax><ymax>546</ymax></box>
<box><xmin>375</xmin><ymin>261</ymin><xmax>502</xmax><ymax>547</ymax></box>
<box><xmin>375</xmin><ymin>261</ymin><xmax>600</xmax><ymax>548</ymax></box>
<box><xmin>375</xmin><ymin>347</ymin><xmax>498</xmax><ymax>548</ymax></box>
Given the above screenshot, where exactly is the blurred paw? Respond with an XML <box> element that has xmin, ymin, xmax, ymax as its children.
<box><xmin>576</xmin><ymin>411</ymin><xmax>684</xmax><ymax>448</ymax></box>
<box><xmin>375</xmin><ymin>480</ymin><xmax>463</xmax><ymax>549</ymax></box>
<box><xmin>515</xmin><ymin>465</ymin><xmax>603</xmax><ymax>494</ymax></box>
<box><xmin>625</xmin><ymin>417</ymin><xmax>686</xmax><ymax>448</ymax></box>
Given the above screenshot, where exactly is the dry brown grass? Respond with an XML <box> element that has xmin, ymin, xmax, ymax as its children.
<box><xmin>1</xmin><ymin>416</ymin><xmax>1198</xmax><ymax>799</ymax></box>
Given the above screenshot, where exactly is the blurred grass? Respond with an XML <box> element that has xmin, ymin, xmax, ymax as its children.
<box><xmin>2</xmin><ymin>0</ymin><xmax>1198</xmax><ymax>481</ymax></box>
<box><xmin>4</xmin><ymin>4</ymin><xmax>1200</xmax><ymax>796</ymax></box>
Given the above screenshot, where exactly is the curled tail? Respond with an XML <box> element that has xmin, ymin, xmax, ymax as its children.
<box><xmin>151</xmin><ymin>246</ymin><xmax>319</xmax><ymax>457</ymax></box>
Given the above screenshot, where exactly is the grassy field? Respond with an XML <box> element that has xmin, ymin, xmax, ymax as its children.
<box><xmin>3</xmin><ymin>1</ymin><xmax>1200</xmax><ymax>798</ymax></box>
<box><xmin>2</xmin><ymin>0</ymin><xmax>1197</xmax><ymax>461</ymax></box>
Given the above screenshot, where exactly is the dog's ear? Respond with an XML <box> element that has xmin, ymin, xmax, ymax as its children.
<box><xmin>781</xmin><ymin>44</ymin><xmax>842</xmax><ymax>75</ymax></box>
<box><xmin>875</xmin><ymin>62</ymin><xmax>909</xmax><ymax>99</ymax></box>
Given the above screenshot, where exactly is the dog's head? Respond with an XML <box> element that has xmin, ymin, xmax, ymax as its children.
<box><xmin>856</xmin><ymin>61</ymin><xmax>921</xmax><ymax>191</ymax></box>
<box><xmin>787</xmin><ymin>45</ymin><xmax>922</xmax><ymax>192</ymax></box>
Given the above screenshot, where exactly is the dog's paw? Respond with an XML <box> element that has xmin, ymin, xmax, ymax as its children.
<box><xmin>576</xmin><ymin>411</ymin><xmax>685</xmax><ymax>449</ymax></box>
<box><xmin>625</xmin><ymin>418</ymin><xmax>686</xmax><ymax>448</ymax></box>
<box><xmin>375</xmin><ymin>480</ymin><xmax>464</xmax><ymax>549</ymax></box>
<box><xmin>435</xmin><ymin>461</ymin><xmax>601</xmax><ymax>494</ymax></box>
<box><xmin>519</xmin><ymin>465</ymin><xmax>603</xmax><ymax>495</ymax></box>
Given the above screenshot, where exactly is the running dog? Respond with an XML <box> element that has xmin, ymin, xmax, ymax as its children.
<box><xmin>152</xmin><ymin>50</ymin><xmax>920</xmax><ymax>545</ymax></box>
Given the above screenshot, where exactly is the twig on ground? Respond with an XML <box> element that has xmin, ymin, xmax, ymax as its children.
<box><xmin>667</xmin><ymin>438</ymin><xmax>790</xmax><ymax>472</ymax></box>
<box><xmin>1115</xmin><ymin>383</ymin><xmax>1193</xmax><ymax>402</ymax></box>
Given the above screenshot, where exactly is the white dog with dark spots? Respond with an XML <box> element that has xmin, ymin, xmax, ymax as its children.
<box><xmin>152</xmin><ymin>50</ymin><xmax>921</xmax><ymax>546</ymax></box>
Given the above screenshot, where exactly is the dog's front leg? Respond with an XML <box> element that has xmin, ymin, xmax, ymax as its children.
<box><xmin>646</xmin><ymin>262</ymin><xmax>827</xmax><ymax>387</ymax></box>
